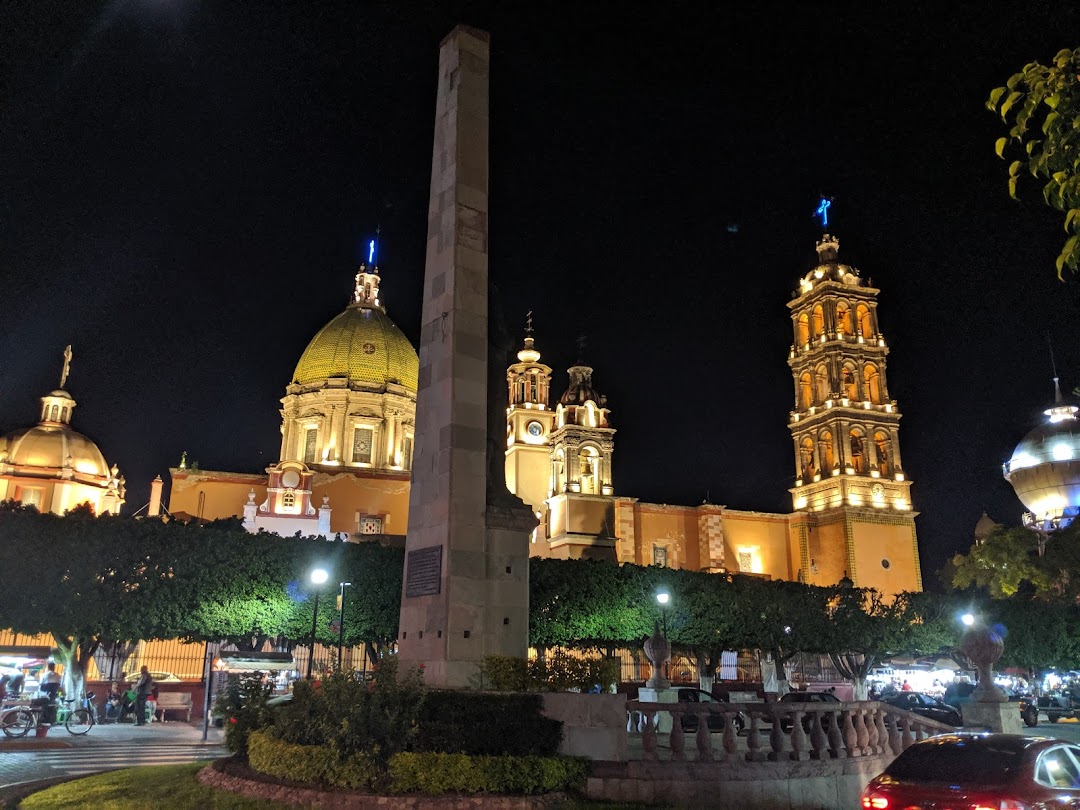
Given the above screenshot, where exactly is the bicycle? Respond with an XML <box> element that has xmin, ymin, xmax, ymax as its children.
<box><xmin>1</xmin><ymin>692</ymin><xmax>95</xmax><ymax>737</ymax></box>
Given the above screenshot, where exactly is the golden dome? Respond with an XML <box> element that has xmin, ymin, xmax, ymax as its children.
<box><xmin>292</xmin><ymin>305</ymin><xmax>418</xmax><ymax>391</ymax></box>
<box><xmin>0</xmin><ymin>423</ymin><xmax>111</xmax><ymax>478</ymax></box>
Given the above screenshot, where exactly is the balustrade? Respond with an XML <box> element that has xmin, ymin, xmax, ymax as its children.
<box><xmin>625</xmin><ymin>699</ymin><xmax>953</xmax><ymax>764</ymax></box>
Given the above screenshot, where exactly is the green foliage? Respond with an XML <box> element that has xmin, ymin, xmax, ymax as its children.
<box><xmin>988</xmin><ymin>47</ymin><xmax>1080</xmax><ymax>277</ymax></box>
<box><xmin>950</xmin><ymin>526</ymin><xmax>1046</xmax><ymax>597</ymax></box>
<box><xmin>387</xmin><ymin>752</ymin><xmax>588</xmax><ymax>795</ymax></box>
<box><xmin>990</xmin><ymin>595</ymin><xmax>1080</xmax><ymax>678</ymax></box>
<box><xmin>414</xmin><ymin>690</ymin><xmax>562</xmax><ymax>756</ymax></box>
<box><xmin>476</xmin><ymin>654</ymin><xmax>620</xmax><ymax>693</ymax></box>
<box><xmin>272</xmin><ymin>659</ymin><xmax>426</xmax><ymax>765</ymax></box>
<box><xmin>215</xmin><ymin>673</ymin><xmax>275</xmax><ymax>756</ymax></box>
<box><xmin>248</xmin><ymin>730</ymin><xmax>379</xmax><ymax>790</ymax></box>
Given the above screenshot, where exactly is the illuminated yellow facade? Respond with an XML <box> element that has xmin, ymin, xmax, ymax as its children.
<box><xmin>167</xmin><ymin>262</ymin><xmax>416</xmax><ymax>540</ymax></box>
<box><xmin>504</xmin><ymin>235</ymin><xmax>923</xmax><ymax>595</ymax></box>
<box><xmin>0</xmin><ymin>348</ymin><xmax>125</xmax><ymax>516</ymax></box>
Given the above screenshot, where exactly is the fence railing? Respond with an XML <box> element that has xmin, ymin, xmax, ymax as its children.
<box><xmin>625</xmin><ymin>699</ymin><xmax>953</xmax><ymax>762</ymax></box>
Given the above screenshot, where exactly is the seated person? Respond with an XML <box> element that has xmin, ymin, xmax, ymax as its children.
<box><xmin>39</xmin><ymin>663</ymin><xmax>62</xmax><ymax>701</ymax></box>
<box><xmin>118</xmin><ymin>686</ymin><xmax>138</xmax><ymax>723</ymax></box>
<box><xmin>146</xmin><ymin>686</ymin><xmax>159</xmax><ymax>723</ymax></box>
<box><xmin>104</xmin><ymin>682</ymin><xmax>123</xmax><ymax>722</ymax></box>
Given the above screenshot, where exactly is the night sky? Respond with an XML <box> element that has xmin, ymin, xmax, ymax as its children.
<box><xmin>4</xmin><ymin>1</ymin><xmax>1080</xmax><ymax>585</ymax></box>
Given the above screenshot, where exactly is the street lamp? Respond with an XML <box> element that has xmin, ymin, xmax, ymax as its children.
<box><xmin>307</xmin><ymin>567</ymin><xmax>329</xmax><ymax>680</ymax></box>
<box><xmin>656</xmin><ymin>590</ymin><xmax>671</xmax><ymax>682</ymax></box>
<box><xmin>337</xmin><ymin>581</ymin><xmax>353</xmax><ymax>671</ymax></box>
<box><xmin>961</xmin><ymin>613</ymin><xmax>975</xmax><ymax>627</ymax></box>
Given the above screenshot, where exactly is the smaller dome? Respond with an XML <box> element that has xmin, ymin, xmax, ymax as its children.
<box><xmin>0</xmin><ymin>423</ymin><xmax>111</xmax><ymax>478</ymax></box>
<box><xmin>559</xmin><ymin>364</ymin><xmax>607</xmax><ymax>407</ymax></box>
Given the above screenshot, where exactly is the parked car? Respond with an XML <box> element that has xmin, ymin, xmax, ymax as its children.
<box><xmin>1020</xmin><ymin>693</ymin><xmax>1079</xmax><ymax>727</ymax></box>
<box><xmin>881</xmin><ymin>690</ymin><xmax>963</xmax><ymax>727</ymax></box>
<box><xmin>778</xmin><ymin>690</ymin><xmax>840</xmax><ymax>733</ymax></box>
<box><xmin>675</xmin><ymin>687</ymin><xmax>745</xmax><ymax>733</ymax></box>
<box><xmin>861</xmin><ymin>733</ymin><xmax>1080</xmax><ymax>809</ymax></box>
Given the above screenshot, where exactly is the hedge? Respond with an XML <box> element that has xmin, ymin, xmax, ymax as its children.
<box><xmin>414</xmin><ymin>690</ymin><xmax>563</xmax><ymax>756</ymax></box>
<box><xmin>247</xmin><ymin>730</ymin><xmax>586</xmax><ymax>795</ymax></box>
<box><xmin>389</xmin><ymin>751</ymin><xmax>588</xmax><ymax>795</ymax></box>
<box><xmin>248</xmin><ymin>730</ymin><xmax>379</xmax><ymax>789</ymax></box>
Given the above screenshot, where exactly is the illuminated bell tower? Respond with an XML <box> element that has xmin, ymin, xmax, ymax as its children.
<box><xmin>787</xmin><ymin>232</ymin><xmax>921</xmax><ymax>593</ymax></box>
<box><xmin>505</xmin><ymin>316</ymin><xmax>555</xmax><ymax>514</ymax></box>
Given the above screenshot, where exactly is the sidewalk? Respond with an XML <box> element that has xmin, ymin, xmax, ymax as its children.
<box><xmin>0</xmin><ymin>719</ymin><xmax>224</xmax><ymax>749</ymax></box>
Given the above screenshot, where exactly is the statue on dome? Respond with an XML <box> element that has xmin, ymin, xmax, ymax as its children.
<box><xmin>60</xmin><ymin>345</ymin><xmax>72</xmax><ymax>389</ymax></box>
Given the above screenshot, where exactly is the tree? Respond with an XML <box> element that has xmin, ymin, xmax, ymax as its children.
<box><xmin>950</xmin><ymin>526</ymin><xmax>1047</xmax><ymax>597</ymax></box>
<box><xmin>990</xmin><ymin>596</ymin><xmax>1080</xmax><ymax>691</ymax></box>
<box><xmin>823</xmin><ymin>589</ymin><xmax>958</xmax><ymax>699</ymax></box>
<box><xmin>988</xmin><ymin>47</ymin><xmax>1080</xmax><ymax>277</ymax></box>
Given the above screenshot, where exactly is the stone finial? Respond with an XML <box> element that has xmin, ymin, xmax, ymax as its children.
<box><xmin>643</xmin><ymin>621</ymin><xmax>671</xmax><ymax>689</ymax></box>
<box><xmin>959</xmin><ymin>624</ymin><xmax>1008</xmax><ymax>703</ymax></box>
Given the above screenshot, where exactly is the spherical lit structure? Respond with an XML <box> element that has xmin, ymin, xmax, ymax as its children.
<box><xmin>1003</xmin><ymin>397</ymin><xmax>1080</xmax><ymax>529</ymax></box>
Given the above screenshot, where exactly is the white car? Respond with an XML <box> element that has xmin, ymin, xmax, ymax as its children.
<box><xmin>124</xmin><ymin>671</ymin><xmax>182</xmax><ymax>683</ymax></box>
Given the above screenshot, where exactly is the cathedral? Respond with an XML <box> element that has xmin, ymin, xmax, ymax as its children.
<box><xmin>164</xmin><ymin>232</ymin><xmax>924</xmax><ymax>595</ymax></box>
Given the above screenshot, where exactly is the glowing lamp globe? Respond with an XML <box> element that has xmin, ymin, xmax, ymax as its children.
<box><xmin>1004</xmin><ymin>397</ymin><xmax>1080</xmax><ymax>529</ymax></box>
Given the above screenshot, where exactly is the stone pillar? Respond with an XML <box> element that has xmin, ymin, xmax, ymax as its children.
<box><xmin>148</xmin><ymin>475</ymin><xmax>163</xmax><ymax>517</ymax></box>
<box><xmin>398</xmin><ymin>26</ymin><xmax>532</xmax><ymax>688</ymax></box>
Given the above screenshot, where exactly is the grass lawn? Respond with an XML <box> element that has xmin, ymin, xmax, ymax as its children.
<box><xmin>18</xmin><ymin>762</ymin><xmax>292</xmax><ymax>809</ymax></box>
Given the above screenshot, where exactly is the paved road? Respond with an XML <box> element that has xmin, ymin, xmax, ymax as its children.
<box><xmin>0</xmin><ymin>721</ymin><xmax>226</xmax><ymax>789</ymax></box>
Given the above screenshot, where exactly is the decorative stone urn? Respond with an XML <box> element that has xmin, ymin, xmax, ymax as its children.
<box><xmin>643</xmin><ymin>621</ymin><xmax>671</xmax><ymax>689</ymax></box>
<box><xmin>960</xmin><ymin>624</ymin><xmax>1008</xmax><ymax>703</ymax></box>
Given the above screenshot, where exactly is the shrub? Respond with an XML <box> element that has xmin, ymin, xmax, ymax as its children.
<box><xmin>478</xmin><ymin>654</ymin><xmax>620</xmax><ymax>693</ymax></box>
<box><xmin>388</xmin><ymin>751</ymin><xmax>588</xmax><ymax>795</ymax></box>
<box><xmin>248</xmin><ymin>730</ymin><xmax>379</xmax><ymax>789</ymax></box>
<box><xmin>414</xmin><ymin>690</ymin><xmax>562</xmax><ymax>756</ymax></box>
<box><xmin>215</xmin><ymin>673</ymin><xmax>274</xmax><ymax>757</ymax></box>
<box><xmin>475</xmin><ymin>655</ymin><xmax>530</xmax><ymax>690</ymax></box>
<box><xmin>272</xmin><ymin>658</ymin><xmax>426</xmax><ymax>765</ymax></box>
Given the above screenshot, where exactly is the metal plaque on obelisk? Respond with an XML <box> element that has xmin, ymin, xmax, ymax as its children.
<box><xmin>397</xmin><ymin>26</ymin><xmax>535</xmax><ymax>688</ymax></box>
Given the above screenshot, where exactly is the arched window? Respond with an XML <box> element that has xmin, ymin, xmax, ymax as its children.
<box><xmin>849</xmin><ymin>430</ymin><xmax>868</xmax><ymax>474</ymax></box>
<box><xmin>800</xmin><ymin>437</ymin><xmax>816</xmax><ymax>479</ymax></box>
<box><xmin>797</xmin><ymin>312</ymin><xmax>810</xmax><ymax>345</ymax></box>
<box><xmin>836</xmin><ymin>301</ymin><xmax>853</xmax><ymax>335</ymax></box>
<box><xmin>863</xmin><ymin>364</ymin><xmax>882</xmax><ymax>404</ymax></box>
<box><xmin>798</xmin><ymin>372</ymin><xmax>813</xmax><ymax>411</ymax></box>
<box><xmin>61</xmin><ymin>407</ymin><xmax>69</xmax><ymax>423</ymax></box>
<box><xmin>856</xmin><ymin>304</ymin><xmax>873</xmax><ymax>338</ymax></box>
<box><xmin>555</xmin><ymin>449</ymin><xmax>566</xmax><ymax>493</ymax></box>
<box><xmin>818</xmin><ymin>431</ymin><xmax>835</xmax><ymax>471</ymax></box>
<box><xmin>579</xmin><ymin>447</ymin><xmax>599</xmax><ymax>494</ymax></box>
<box><xmin>812</xmin><ymin>304</ymin><xmax>825</xmax><ymax>339</ymax></box>
<box><xmin>874</xmin><ymin>432</ymin><xmax>892</xmax><ymax>476</ymax></box>
<box><xmin>814</xmin><ymin>364</ymin><xmax>830</xmax><ymax>404</ymax></box>
<box><xmin>48</xmin><ymin>405</ymin><xmax>58</xmax><ymax>422</ymax></box>
<box><xmin>842</xmin><ymin>365</ymin><xmax>858</xmax><ymax>400</ymax></box>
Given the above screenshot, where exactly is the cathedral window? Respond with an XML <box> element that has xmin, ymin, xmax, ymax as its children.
<box><xmin>798</xmin><ymin>373</ymin><xmax>813</xmax><ymax>411</ymax></box>
<box><xmin>814</xmin><ymin>365</ymin><xmax>830</xmax><ymax>404</ymax></box>
<box><xmin>352</xmin><ymin>427</ymin><xmax>374</xmax><ymax>465</ymax></box>
<box><xmin>856</xmin><ymin>304</ymin><xmax>873</xmax><ymax>337</ymax></box>
<box><xmin>811</xmin><ymin>304</ymin><xmax>825</xmax><ymax>339</ymax></box>
<box><xmin>48</xmin><ymin>405</ymin><xmax>59</xmax><ymax>422</ymax></box>
<box><xmin>579</xmin><ymin>447</ymin><xmax>599</xmax><ymax>495</ymax></box>
<box><xmin>800</xmin><ymin>437</ymin><xmax>816</xmax><ymax>480</ymax></box>
<box><xmin>836</xmin><ymin>301</ymin><xmax>853</xmax><ymax>335</ymax></box>
<box><xmin>797</xmin><ymin>312</ymin><xmax>810</xmax><ymax>345</ymax></box>
<box><xmin>863</xmin><ymin>364</ymin><xmax>882</xmax><ymax>404</ymax></box>
<box><xmin>303</xmin><ymin>428</ymin><xmax>318</xmax><ymax>464</ymax></box>
<box><xmin>874</xmin><ymin>432</ymin><xmax>892</xmax><ymax>476</ymax></box>
<box><xmin>842</xmin><ymin>365</ymin><xmax>858</xmax><ymax>400</ymax></box>
<box><xmin>653</xmin><ymin>545</ymin><xmax>668</xmax><ymax>567</ymax></box>
<box><xmin>281</xmin><ymin>490</ymin><xmax>296</xmax><ymax>511</ymax></box>
<box><xmin>849</xmin><ymin>430</ymin><xmax>868</xmax><ymax>474</ymax></box>
<box><xmin>819</xmin><ymin>430</ymin><xmax>835</xmax><ymax>471</ymax></box>
<box><xmin>61</xmin><ymin>407</ymin><xmax>69</xmax><ymax>423</ymax></box>
<box><xmin>402</xmin><ymin>436</ymin><xmax>413</xmax><ymax>471</ymax></box>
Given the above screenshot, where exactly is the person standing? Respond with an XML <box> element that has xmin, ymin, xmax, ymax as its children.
<box><xmin>40</xmin><ymin>663</ymin><xmax>62</xmax><ymax>700</ymax></box>
<box><xmin>134</xmin><ymin>666</ymin><xmax>155</xmax><ymax>726</ymax></box>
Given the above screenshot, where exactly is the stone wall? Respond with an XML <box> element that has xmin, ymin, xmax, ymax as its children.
<box><xmin>541</xmin><ymin>692</ymin><xmax>627</xmax><ymax>761</ymax></box>
<box><xmin>587</xmin><ymin>755</ymin><xmax>891</xmax><ymax>808</ymax></box>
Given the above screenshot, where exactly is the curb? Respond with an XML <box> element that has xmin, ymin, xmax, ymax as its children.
<box><xmin>0</xmin><ymin>740</ymin><xmax>74</xmax><ymax>752</ymax></box>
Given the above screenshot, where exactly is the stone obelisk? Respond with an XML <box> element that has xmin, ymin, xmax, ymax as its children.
<box><xmin>397</xmin><ymin>25</ymin><xmax>533</xmax><ymax>688</ymax></box>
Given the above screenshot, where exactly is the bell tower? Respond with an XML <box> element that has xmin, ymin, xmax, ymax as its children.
<box><xmin>787</xmin><ymin>233</ymin><xmax>921</xmax><ymax>593</ymax></box>
<box><xmin>505</xmin><ymin>316</ymin><xmax>555</xmax><ymax>513</ymax></box>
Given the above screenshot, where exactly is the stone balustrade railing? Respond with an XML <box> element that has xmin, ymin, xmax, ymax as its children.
<box><xmin>626</xmin><ymin>699</ymin><xmax>953</xmax><ymax>763</ymax></box>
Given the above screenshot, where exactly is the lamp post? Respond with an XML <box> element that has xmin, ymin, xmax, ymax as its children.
<box><xmin>307</xmin><ymin>567</ymin><xmax>329</xmax><ymax>680</ymax></box>
<box><xmin>656</xmin><ymin>590</ymin><xmax>671</xmax><ymax>682</ymax></box>
<box><xmin>337</xmin><ymin>581</ymin><xmax>352</xmax><ymax>670</ymax></box>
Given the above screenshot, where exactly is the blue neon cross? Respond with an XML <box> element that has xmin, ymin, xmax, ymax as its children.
<box><xmin>815</xmin><ymin>198</ymin><xmax>831</xmax><ymax>227</ymax></box>
<box><xmin>368</xmin><ymin>239</ymin><xmax>376</xmax><ymax>264</ymax></box>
